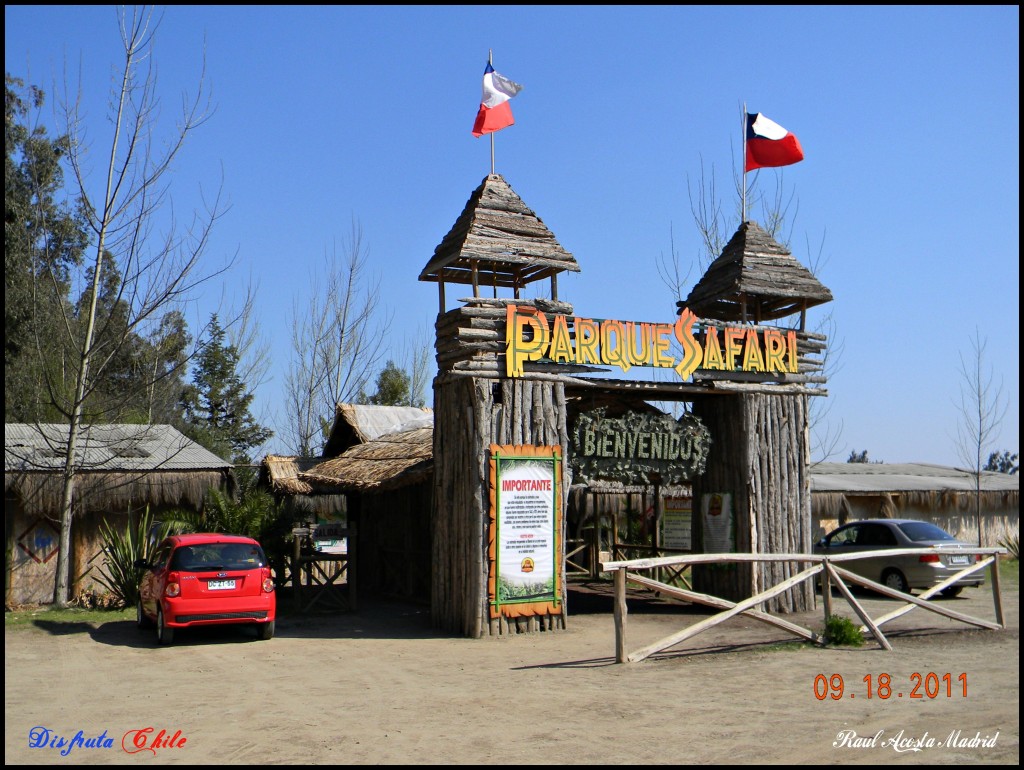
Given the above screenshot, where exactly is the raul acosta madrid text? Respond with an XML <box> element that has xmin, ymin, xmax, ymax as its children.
<box><xmin>833</xmin><ymin>728</ymin><xmax>999</xmax><ymax>753</ymax></box>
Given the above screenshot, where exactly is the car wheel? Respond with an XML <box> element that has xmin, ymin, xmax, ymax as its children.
<box><xmin>257</xmin><ymin>620</ymin><xmax>275</xmax><ymax>641</ymax></box>
<box><xmin>881</xmin><ymin>569</ymin><xmax>910</xmax><ymax>594</ymax></box>
<box><xmin>941</xmin><ymin>585</ymin><xmax>964</xmax><ymax>598</ymax></box>
<box><xmin>136</xmin><ymin>598</ymin><xmax>153</xmax><ymax>629</ymax></box>
<box><xmin>156</xmin><ymin>606</ymin><xmax>174</xmax><ymax>645</ymax></box>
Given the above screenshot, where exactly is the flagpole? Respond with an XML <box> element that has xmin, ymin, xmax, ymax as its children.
<box><xmin>741</xmin><ymin>102</ymin><xmax>747</xmax><ymax>224</ymax></box>
<box><xmin>489</xmin><ymin>49</ymin><xmax>495</xmax><ymax>175</ymax></box>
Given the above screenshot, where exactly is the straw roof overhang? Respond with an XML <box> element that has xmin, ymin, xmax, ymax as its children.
<box><xmin>259</xmin><ymin>455</ymin><xmax>322</xmax><ymax>495</ymax></box>
<box><xmin>301</xmin><ymin>426</ymin><xmax>433</xmax><ymax>493</ymax></box>
<box><xmin>419</xmin><ymin>174</ymin><xmax>580</xmax><ymax>289</ymax></box>
<box><xmin>322</xmin><ymin>404</ymin><xmax>434</xmax><ymax>458</ymax></box>
<box><xmin>5</xmin><ymin>423</ymin><xmax>233</xmax><ymax>517</ymax></box>
<box><xmin>683</xmin><ymin>220</ymin><xmax>833</xmax><ymax>323</ymax></box>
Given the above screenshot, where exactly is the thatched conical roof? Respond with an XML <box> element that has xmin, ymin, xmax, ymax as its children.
<box><xmin>301</xmin><ymin>425</ymin><xmax>433</xmax><ymax>492</ymax></box>
<box><xmin>683</xmin><ymin>220</ymin><xmax>833</xmax><ymax>323</ymax></box>
<box><xmin>419</xmin><ymin>174</ymin><xmax>579</xmax><ymax>291</ymax></box>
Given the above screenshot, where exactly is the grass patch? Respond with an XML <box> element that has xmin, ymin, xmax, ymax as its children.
<box><xmin>998</xmin><ymin>555</ymin><xmax>1018</xmax><ymax>585</ymax></box>
<box><xmin>4</xmin><ymin>605</ymin><xmax>133</xmax><ymax>629</ymax></box>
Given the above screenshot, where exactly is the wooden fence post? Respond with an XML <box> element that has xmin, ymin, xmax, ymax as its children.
<box><xmin>614</xmin><ymin>567</ymin><xmax>627</xmax><ymax>663</ymax></box>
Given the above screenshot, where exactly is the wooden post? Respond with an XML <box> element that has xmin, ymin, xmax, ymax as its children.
<box><xmin>820</xmin><ymin>558</ymin><xmax>832</xmax><ymax>623</ymax></box>
<box><xmin>348</xmin><ymin>523</ymin><xmax>357</xmax><ymax>612</ymax></box>
<box><xmin>990</xmin><ymin>554</ymin><xmax>1004</xmax><ymax>627</ymax></box>
<box><xmin>590</xmin><ymin>492</ymin><xmax>601</xmax><ymax>579</ymax></box>
<box><xmin>613</xmin><ymin>567</ymin><xmax>627</xmax><ymax>663</ymax></box>
<box><xmin>292</xmin><ymin>527</ymin><xmax>304</xmax><ymax>610</ymax></box>
<box><xmin>653</xmin><ymin>482</ymin><xmax>662</xmax><ymax>584</ymax></box>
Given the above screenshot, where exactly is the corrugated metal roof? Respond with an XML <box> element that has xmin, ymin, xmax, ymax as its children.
<box><xmin>810</xmin><ymin>462</ymin><xmax>1019</xmax><ymax>494</ymax></box>
<box><xmin>5</xmin><ymin>423</ymin><xmax>232</xmax><ymax>472</ymax></box>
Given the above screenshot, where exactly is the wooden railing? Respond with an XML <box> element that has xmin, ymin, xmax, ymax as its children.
<box><xmin>600</xmin><ymin>547</ymin><xmax>1006</xmax><ymax>663</ymax></box>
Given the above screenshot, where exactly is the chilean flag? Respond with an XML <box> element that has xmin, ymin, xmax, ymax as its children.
<box><xmin>745</xmin><ymin>113</ymin><xmax>804</xmax><ymax>172</ymax></box>
<box><xmin>472</xmin><ymin>63</ymin><xmax>523</xmax><ymax>138</ymax></box>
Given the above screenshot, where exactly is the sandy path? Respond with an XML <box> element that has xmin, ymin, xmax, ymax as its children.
<box><xmin>4</xmin><ymin>579</ymin><xmax>1018</xmax><ymax>765</ymax></box>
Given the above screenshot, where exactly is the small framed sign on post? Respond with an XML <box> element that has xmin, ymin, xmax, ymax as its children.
<box><xmin>488</xmin><ymin>444</ymin><xmax>563</xmax><ymax>620</ymax></box>
<box><xmin>702</xmin><ymin>492</ymin><xmax>734</xmax><ymax>553</ymax></box>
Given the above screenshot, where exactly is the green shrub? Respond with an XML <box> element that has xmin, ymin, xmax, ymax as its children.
<box><xmin>822</xmin><ymin>614</ymin><xmax>865</xmax><ymax>647</ymax></box>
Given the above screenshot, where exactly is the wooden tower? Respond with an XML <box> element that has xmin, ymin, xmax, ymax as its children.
<box><xmin>684</xmin><ymin>221</ymin><xmax>833</xmax><ymax>612</ymax></box>
<box><xmin>421</xmin><ymin>174</ymin><xmax>579</xmax><ymax>636</ymax></box>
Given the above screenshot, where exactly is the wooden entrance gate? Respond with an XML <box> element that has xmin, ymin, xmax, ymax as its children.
<box><xmin>289</xmin><ymin>523</ymin><xmax>356</xmax><ymax>613</ymax></box>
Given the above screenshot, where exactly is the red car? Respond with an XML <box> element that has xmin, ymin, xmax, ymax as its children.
<box><xmin>135</xmin><ymin>533</ymin><xmax>276</xmax><ymax>644</ymax></box>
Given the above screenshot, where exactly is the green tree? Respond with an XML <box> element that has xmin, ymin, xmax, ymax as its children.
<box><xmin>4</xmin><ymin>73</ymin><xmax>87</xmax><ymax>421</ymax></box>
<box><xmin>362</xmin><ymin>360</ymin><xmax>413</xmax><ymax>406</ymax></box>
<box><xmin>181</xmin><ymin>314</ymin><xmax>272</xmax><ymax>463</ymax></box>
<box><xmin>984</xmin><ymin>450</ymin><xmax>1018</xmax><ymax>475</ymax></box>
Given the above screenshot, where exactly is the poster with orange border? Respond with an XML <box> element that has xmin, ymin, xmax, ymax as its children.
<box><xmin>488</xmin><ymin>444</ymin><xmax>563</xmax><ymax>620</ymax></box>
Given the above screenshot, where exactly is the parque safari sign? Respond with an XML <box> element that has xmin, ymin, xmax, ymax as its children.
<box><xmin>505</xmin><ymin>305</ymin><xmax>799</xmax><ymax>381</ymax></box>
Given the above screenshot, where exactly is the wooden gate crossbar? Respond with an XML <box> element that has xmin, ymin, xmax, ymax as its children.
<box><xmin>602</xmin><ymin>548</ymin><xmax>1006</xmax><ymax>663</ymax></box>
<box><xmin>565</xmin><ymin>538</ymin><xmax>589</xmax><ymax>576</ymax></box>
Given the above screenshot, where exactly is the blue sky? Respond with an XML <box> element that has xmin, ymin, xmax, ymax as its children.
<box><xmin>6</xmin><ymin>5</ymin><xmax>1019</xmax><ymax>466</ymax></box>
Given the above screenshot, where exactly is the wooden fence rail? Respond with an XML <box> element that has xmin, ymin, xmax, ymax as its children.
<box><xmin>600</xmin><ymin>547</ymin><xmax>1006</xmax><ymax>663</ymax></box>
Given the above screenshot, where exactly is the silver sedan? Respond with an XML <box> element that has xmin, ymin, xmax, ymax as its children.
<box><xmin>814</xmin><ymin>518</ymin><xmax>984</xmax><ymax>597</ymax></box>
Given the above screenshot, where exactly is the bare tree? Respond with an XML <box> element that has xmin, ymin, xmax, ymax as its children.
<box><xmin>41</xmin><ymin>7</ymin><xmax>227</xmax><ymax>605</ymax></box>
<box><xmin>285</xmin><ymin>219</ymin><xmax>390</xmax><ymax>456</ymax></box>
<box><xmin>954</xmin><ymin>329</ymin><xmax>1008</xmax><ymax>546</ymax></box>
<box><xmin>397</xmin><ymin>328</ymin><xmax>433</xmax><ymax>410</ymax></box>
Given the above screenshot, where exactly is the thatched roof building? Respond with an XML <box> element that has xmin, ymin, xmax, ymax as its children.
<box><xmin>322</xmin><ymin>404</ymin><xmax>433</xmax><ymax>458</ymax></box>
<box><xmin>5</xmin><ymin>423</ymin><xmax>233</xmax><ymax>605</ymax></box>
<box><xmin>303</xmin><ymin>425</ymin><xmax>433</xmax><ymax>493</ymax></box>
<box><xmin>260</xmin><ymin>455</ymin><xmax>321</xmax><ymax>496</ymax></box>
<box><xmin>5</xmin><ymin>423</ymin><xmax>233</xmax><ymax>517</ymax></box>
<box><xmin>683</xmin><ymin>220</ymin><xmax>833</xmax><ymax>324</ymax></box>
<box><xmin>810</xmin><ymin>462</ymin><xmax>1019</xmax><ymax>545</ymax></box>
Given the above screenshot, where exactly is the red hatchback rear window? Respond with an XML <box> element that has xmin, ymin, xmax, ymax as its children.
<box><xmin>171</xmin><ymin>542</ymin><xmax>267</xmax><ymax>571</ymax></box>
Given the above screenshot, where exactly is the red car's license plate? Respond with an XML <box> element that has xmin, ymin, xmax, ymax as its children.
<box><xmin>207</xmin><ymin>579</ymin><xmax>236</xmax><ymax>590</ymax></box>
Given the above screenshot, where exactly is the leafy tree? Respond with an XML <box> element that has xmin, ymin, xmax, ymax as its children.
<box><xmin>984</xmin><ymin>450</ymin><xmax>1019</xmax><ymax>475</ymax></box>
<box><xmin>846</xmin><ymin>450</ymin><xmax>870</xmax><ymax>463</ymax></box>
<box><xmin>181</xmin><ymin>314</ymin><xmax>272</xmax><ymax>464</ymax></box>
<box><xmin>361</xmin><ymin>360</ymin><xmax>412</xmax><ymax>406</ymax></box>
<box><xmin>4</xmin><ymin>73</ymin><xmax>88</xmax><ymax>422</ymax></box>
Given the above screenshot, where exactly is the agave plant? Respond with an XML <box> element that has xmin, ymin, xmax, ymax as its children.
<box><xmin>998</xmin><ymin>531</ymin><xmax>1020</xmax><ymax>560</ymax></box>
<box><xmin>93</xmin><ymin>506</ymin><xmax>173</xmax><ymax>608</ymax></box>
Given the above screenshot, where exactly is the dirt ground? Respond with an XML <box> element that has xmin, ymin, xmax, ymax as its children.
<box><xmin>4</xmin><ymin>575</ymin><xmax>1019</xmax><ymax>765</ymax></box>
